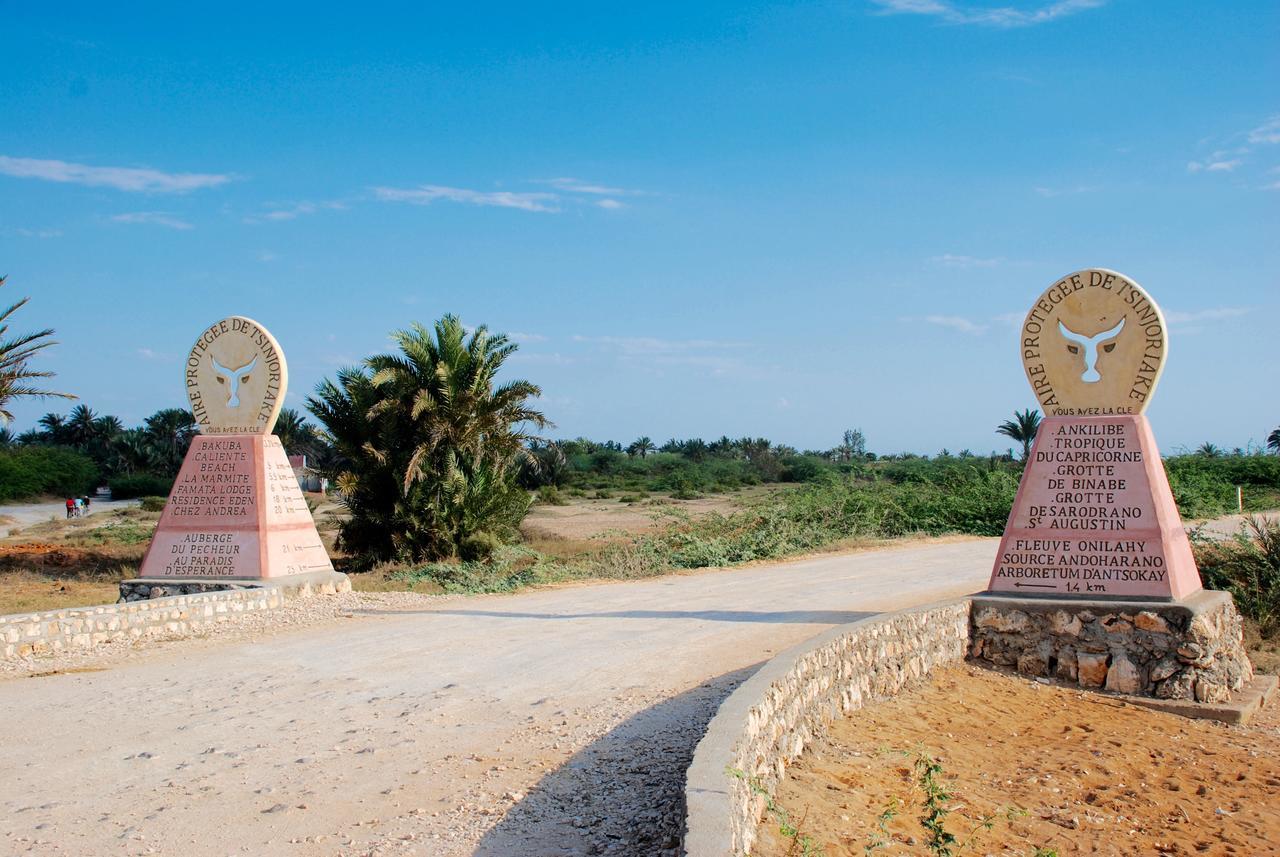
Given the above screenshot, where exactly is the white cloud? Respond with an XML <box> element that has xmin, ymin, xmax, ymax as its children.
<box><xmin>539</xmin><ymin>177</ymin><xmax>626</xmax><ymax>195</ymax></box>
<box><xmin>596</xmin><ymin>199</ymin><xmax>625</xmax><ymax>210</ymax></box>
<box><xmin>14</xmin><ymin>228</ymin><xmax>62</xmax><ymax>238</ymax></box>
<box><xmin>372</xmin><ymin>185</ymin><xmax>559</xmax><ymax>212</ymax></box>
<box><xmin>1187</xmin><ymin>158</ymin><xmax>1242</xmax><ymax>173</ymax></box>
<box><xmin>1164</xmin><ymin>307</ymin><xmax>1249</xmax><ymax>325</ymax></box>
<box><xmin>508</xmin><ymin>331</ymin><xmax>548</xmax><ymax>344</ymax></box>
<box><xmin>869</xmin><ymin>0</ymin><xmax>1106</xmax><ymax>28</ymax></box>
<box><xmin>0</xmin><ymin>155</ymin><xmax>232</xmax><ymax>193</ymax></box>
<box><xmin>922</xmin><ymin>315</ymin><xmax>988</xmax><ymax>335</ymax></box>
<box><xmin>257</xmin><ymin>250</ymin><xmax>279</xmax><ymax>262</ymax></box>
<box><xmin>243</xmin><ymin>200</ymin><xmax>347</xmax><ymax>224</ymax></box>
<box><xmin>1034</xmin><ymin>184</ymin><xmax>1101</xmax><ymax>197</ymax></box>
<box><xmin>930</xmin><ymin>253</ymin><xmax>1004</xmax><ymax>268</ymax></box>
<box><xmin>1247</xmin><ymin>115</ymin><xmax>1280</xmax><ymax>145</ymax></box>
<box><xmin>110</xmin><ymin>211</ymin><xmax>193</xmax><ymax>230</ymax></box>
<box><xmin>572</xmin><ymin>334</ymin><xmax>750</xmax><ymax>376</ymax></box>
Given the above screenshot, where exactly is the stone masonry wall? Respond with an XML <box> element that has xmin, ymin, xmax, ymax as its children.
<box><xmin>1</xmin><ymin>572</ymin><xmax>350</xmax><ymax>662</ymax></box>
<box><xmin>969</xmin><ymin>590</ymin><xmax>1253</xmax><ymax>703</ymax></box>
<box><xmin>683</xmin><ymin>599</ymin><xmax>970</xmax><ymax>857</ymax></box>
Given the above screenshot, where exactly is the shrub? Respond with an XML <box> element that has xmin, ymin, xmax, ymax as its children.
<box><xmin>139</xmin><ymin>496</ymin><xmax>168</xmax><ymax>512</ymax></box>
<box><xmin>1194</xmin><ymin>517</ymin><xmax>1280</xmax><ymax>635</ymax></box>
<box><xmin>536</xmin><ymin>485</ymin><xmax>568</xmax><ymax>506</ymax></box>
<box><xmin>0</xmin><ymin>446</ymin><xmax>98</xmax><ymax>501</ymax></box>
<box><xmin>109</xmin><ymin>472</ymin><xmax>174</xmax><ymax>500</ymax></box>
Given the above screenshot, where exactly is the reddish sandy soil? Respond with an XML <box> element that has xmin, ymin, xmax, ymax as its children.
<box><xmin>756</xmin><ymin>664</ymin><xmax>1279</xmax><ymax>857</ymax></box>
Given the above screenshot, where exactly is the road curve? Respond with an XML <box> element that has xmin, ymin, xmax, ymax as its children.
<box><xmin>0</xmin><ymin>537</ymin><xmax>995</xmax><ymax>856</ymax></box>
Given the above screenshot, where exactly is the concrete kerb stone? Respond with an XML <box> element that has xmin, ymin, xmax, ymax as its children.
<box><xmin>0</xmin><ymin>570</ymin><xmax>350</xmax><ymax>662</ymax></box>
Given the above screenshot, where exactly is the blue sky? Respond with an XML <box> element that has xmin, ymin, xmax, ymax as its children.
<box><xmin>2</xmin><ymin>1</ymin><xmax>1276</xmax><ymax>454</ymax></box>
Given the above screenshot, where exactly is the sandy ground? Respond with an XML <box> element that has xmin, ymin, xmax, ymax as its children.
<box><xmin>0</xmin><ymin>537</ymin><xmax>995</xmax><ymax>857</ymax></box>
<box><xmin>521</xmin><ymin>492</ymin><xmax>749</xmax><ymax>543</ymax></box>
<box><xmin>755</xmin><ymin>664</ymin><xmax>1280</xmax><ymax>857</ymax></box>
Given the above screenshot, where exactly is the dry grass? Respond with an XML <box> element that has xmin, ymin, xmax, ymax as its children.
<box><xmin>0</xmin><ymin>569</ymin><xmax>123</xmax><ymax>615</ymax></box>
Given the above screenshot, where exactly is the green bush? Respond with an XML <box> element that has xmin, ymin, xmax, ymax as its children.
<box><xmin>535</xmin><ymin>485</ymin><xmax>568</xmax><ymax>506</ymax></box>
<box><xmin>139</xmin><ymin>496</ymin><xmax>168</xmax><ymax>512</ymax></box>
<box><xmin>1193</xmin><ymin>517</ymin><xmax>1280</xmax><ymax>635</ymax></box>
<box><xmin>109</xmin><ymin>473</ymin><xmax>174</xmax><ymax>500</ymax></box>
<box><xmin>0</xmin><ymin>446</ymin><xmax>99</xmax><ymax>501</ymax></box>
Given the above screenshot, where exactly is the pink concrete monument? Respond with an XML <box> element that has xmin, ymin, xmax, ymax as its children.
<box><xmin>987</xmin><ymin>269</ymin><xmax>1203</xmax><ymax>601</ymax></box>
<box><xmin>137</xmin><ymin>317</ymin><xmax>335</xmax><ymax>581</ymax></box>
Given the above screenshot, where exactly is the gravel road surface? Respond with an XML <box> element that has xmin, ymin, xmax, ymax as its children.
<box><xmin>1</xmin><ymin>538</ymin><xmax>995</xmax><ymax>856</ymax></box>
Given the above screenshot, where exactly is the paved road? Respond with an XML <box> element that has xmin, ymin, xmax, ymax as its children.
<box><xmin>0</xmin><ymin>498</ymin><xmax>140</xmax><ymax>538</ymax></box>
<box><xmin>0</xmin><ymin>537</ymin><xmax>995</xmax><ymax>857</ymax></box>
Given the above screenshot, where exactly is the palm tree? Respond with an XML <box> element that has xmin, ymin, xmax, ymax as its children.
<box><xmin>273</xmin><ymin>407</ymin><xmax>317</xmax><ymax>457</ymax></box>
<box><xmin>310</xmin><ymin>315</ymin><xmax>549</xmax><ymax>564</ymax></box>
<box><xmin>37</xmin><ymin>411</ymin><xmax>71</xmax><ymax>444</ymax></box>
<box><xmin>143</xmin><ymin>408</ymin><xmax>198</xmax><ymax>473</ymax></box>
<box><xmin>627</xmin><ymin>436</ymin><xmax>655</xmax><ymax>458</ymax></box>
<box><xmin>1196</xmin><ymin>442</ymin><xmax>1223</xmax><ymax>458</ymax></box>
<box><xmin>996</xmin><ymin>408</ymin><xmax>1042</xmax><ymax>462</ymax></box>
<box><xmin>66</xmin><ymin>404</ymin><xmax>100</xmax><ymax>448</ymax></box>
<box><xmin>0</xmin><ymin>276</ymin><xmax>74</xmax><ymax>423</ymax></box>
<box><xmin>1268</xmin><ymin>427</ymin><xmax>1280</xmax><ymax>455</ymax></box>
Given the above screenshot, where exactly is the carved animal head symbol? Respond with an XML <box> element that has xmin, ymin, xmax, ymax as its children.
<box><xmin>1057</xmin><ymin>318</ymin><xmax>1125</xmax><ymax>383</ymax></box>
<box><xmin>210</xmin><ymin>355</ymin><xmax>258</xmax><ymax>407</ymax></box>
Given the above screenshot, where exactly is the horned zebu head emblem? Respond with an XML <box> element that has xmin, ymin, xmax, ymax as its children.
<box><xmin>210</xmin><ymin>355</ymin><xmax>258</xmax><ymax>407</ymax></box>
<box><xmin>1057</xmin><ymin>318</ymin><xmax>1125</xmax><ymax>383</ymax></box>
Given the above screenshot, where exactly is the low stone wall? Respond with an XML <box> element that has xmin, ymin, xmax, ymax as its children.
<box><xmin>968</xmin><ymin>591</ymin><xmax>1253</xmax><ymax>703</ymax></box>
<box><xmin>683</xmin><ymin>599</ymin><xmax>971</xmax><ymax>857</ymax></box>
<box><xmin>1</xmin><ymin>571</ymin><xmax>350</xmax><ymax>661</ymax></box>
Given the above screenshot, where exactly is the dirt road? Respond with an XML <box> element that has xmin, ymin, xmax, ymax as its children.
<box><xmin>0</xmin><ymin>498</ymin><xmax>140</xmax><ymax>539</ymax></box>
<box><xmin>0</xmin><ymin>539</ymin><xmax>994</xmax><ymax>856</ymax></box>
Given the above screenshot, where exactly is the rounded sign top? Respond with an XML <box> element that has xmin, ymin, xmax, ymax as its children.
<box><xmin>1020</xmin><ymin>269</ymin><xmax>1167</xmax><ymax>417</ymax></box>
<box><xmin>185</xmin><ymin>316</ymin><xmax>288</xmax><ymax>434</ymax></box>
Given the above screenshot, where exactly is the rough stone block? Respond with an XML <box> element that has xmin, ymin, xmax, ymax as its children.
<box><xmin>1077</xmin><ymin>652</ymin><xmax>1109</xmax><ymax>688</ymax></box>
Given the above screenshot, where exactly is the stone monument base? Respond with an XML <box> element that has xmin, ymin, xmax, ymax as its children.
<box><xmin>968</xmin><ymin>590</ymin><xmax>1253</xmax><ymax>704</ymax></box>
<box><xmin>119</xmin><ymin>569</ymin><xmax>351</xmax><ymax>603</ymax></box>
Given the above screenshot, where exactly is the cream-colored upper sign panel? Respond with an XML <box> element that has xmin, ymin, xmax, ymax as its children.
<box><xmin>1020</xmin><ymin>269</ymin><xmax>1166</xmax><ymax>417</ymax></box>
<box><xmin>185</xmin><ymin>316</ymin><xmax>288</xmax><ymax>434</ymax></box>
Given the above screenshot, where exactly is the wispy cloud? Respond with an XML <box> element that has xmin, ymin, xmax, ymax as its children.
<box><xmin>538</xmin><ymin>177</ymin><xmax>627</xmax><ymax>195</ymax></box>
<box><xmin>1247</xmin><ymin>115</ymin><xmax>1280</xmax><ymax>146</ymax></box>
<box><xmin>243</xmin><ymin>200</ymin><xmax>347</xmax><ymax>224</ymax></box>
<box><xmin>14</xmin><ymin>227</ymin><xmax>62</xmax><ymax>239</ymax></box>
<box><xmin>0</xmin><ymin>155</ymin><xmax>232</xmax><ymax>193</ymax></box>
<box><xmin>1034</xmin><ymin>184</ymin><xmax>1101</xmax><ymax>198</ymax></box>
<box><xmin>372</xmin><ymin>185</ymin><xmax>560</xmax><ymax>213</ymax></box>
<box><xmin>1187</xmin><ymin>158</ymin><xmax>1242</xmax><ymax>173</ymax></box>
<box><xmin>508</xmin><ymin>331</ymin><xmax>549</xmax><ymax>344</ymax></box>
<box><xmin>930</xmin><ymin>253</ymin><xmax>1005</xmax><ymax>269</ymax></box>
<box><xmin>1187</xmin><ymin>114</ymin><xmax>1280</xmax><ymax>188</ymax></box>
<box><xmin>922</xmin><ymin>315</ymin><xmax>988</xmax><ymax>335</ymax></box>
<box><xmin>869</xmin><ymin>0</ymin><xmax>1106</xmax><ymax>28</ymax></box>
<box><xmin>573</xmin><ymin>334</ymin><xmax>751</xmax><ymax>375</ymax></box>
<box><xmin>1164</xmin><ymin>307</ymin><xmax>1249</xmax><ymax>325</ymax></box>
<box><xmin>596</xmin><ymin>198</ymin><xmax>625</xmax><ymax>210</ymax></box>
<box><xmin>110</xmin><ymin>211</ymin><xmax>193</xmax><ymax>230</ymax></box>
<box><xmin>137</xmin><ymin>347</ymin><xmax>177</xmax><ymax>361</ymax></box>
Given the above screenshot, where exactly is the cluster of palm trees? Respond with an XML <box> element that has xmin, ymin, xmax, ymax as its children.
<box><xmin>0</xmin><ymin>404</ymin><xmax>199</xmax><ymax>478</ymax></box>
<box><xmin>306</xmin><ymin>315</ymin><xmax>547</xmax><ymax>566</ymax></box>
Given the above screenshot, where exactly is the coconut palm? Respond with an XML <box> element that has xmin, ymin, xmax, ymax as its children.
<box><xmin>996</xmin><ymin>408</ymin><xmax>1042</xmax><ymax>462</ymax></box>
<box><xmin>0</xmin><ymin>276</ymin><xmax>74</xmax><ymax>423</ymax></box>
<box><xmin>1268</xmin><ymin>427</ymin><xmax>1280</xmax><ymax>455</ymax></box>
<box><xmin>1197</xmin><ymin>442</ymin><xmax>1223</xmax><ymax>458</ymax></box>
